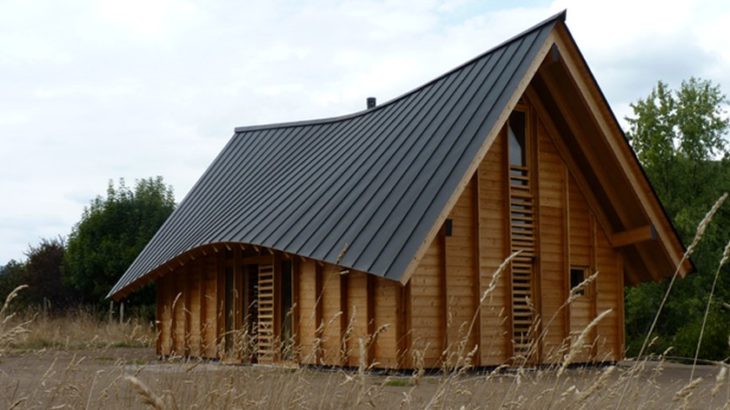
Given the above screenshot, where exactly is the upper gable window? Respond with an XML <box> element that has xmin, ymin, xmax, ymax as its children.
<box><xmin>508</xmin><ymin>111</ymin><xmax>527</xmax><ymax>167</ymax></box>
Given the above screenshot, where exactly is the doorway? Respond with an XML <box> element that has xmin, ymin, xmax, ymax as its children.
<box><xmin>221</xmin><ymin>253</ymin><xmax>293</xmax><ymax>364</ymax></box>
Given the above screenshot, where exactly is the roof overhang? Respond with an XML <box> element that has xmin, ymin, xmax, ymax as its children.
<box><xmin>525</xmin><ymin>22</ymin><xmax>692</xmax><ymax>283</ymax></box>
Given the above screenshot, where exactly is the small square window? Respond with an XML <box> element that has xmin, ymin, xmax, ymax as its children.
<box><xmin>570</xmin><ymin>267</ymin><xmax>586</xmax><ymax>295</ymax></box>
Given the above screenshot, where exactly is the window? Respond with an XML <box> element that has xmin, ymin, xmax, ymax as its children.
<box><xmin>570</xmin><ymin>267</ymin><xmax>586</xmax><ymax>295</ymax></box>
<box><xmin>508</xmin><ymin>111</ymin><xmax>527</xmax><ymax>167</ymax></box>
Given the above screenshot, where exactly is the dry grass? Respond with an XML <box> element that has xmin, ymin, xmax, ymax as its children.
<box><xmin>2</xmin><ymin>308</ymin><xmax>154</xmax><ymax>352</ymax></box>
<box><xmin>1</xmin><ymin>195</ymin><xmax>728</xmax><ymax>409</ymax></box>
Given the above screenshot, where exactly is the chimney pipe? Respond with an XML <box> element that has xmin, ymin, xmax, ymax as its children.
<box><xmin>366</xmin><ymin>97</ymin><xmax>376</xmax><ymax>109</ymax></box>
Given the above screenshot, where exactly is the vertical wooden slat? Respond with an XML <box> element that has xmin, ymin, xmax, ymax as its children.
<box><xmin>340</xmin><ymin>271</ymin><xmax>349</xmax><ymax>365</ymax></box>
<box><xmin>216</xmin><ymin>251</ymin><xmax>225</xmax><ymax>356</ymax></box>
<box><xmin>398</xmin><ymin>281</ymin><xmax>411</xmax><ymax>369</ymax></box>
<box><xmin>184</xmin><ymin>265</ymin><xmax>192</xmax><ymax>356</ymax></box>
<box><xmin>162</xmin><ymin>273</ymin><xmax>173</xmax><ymax>356</ymax></box>
<box><xmin>189</xmin><ymin>259</ymin><xmax>202</xmax><ymax>357</ymax></box>
<box><xmin>563</xmin><ymin>167</ymin><xmax>571</xmax><ymax>345</ymax></box>
<box><xmin>297</xmin><ymin>260</ymin><xmax>317</xmax><ymax>365</ymax></box>
<box><xmin>438</xmin><ymin>228</ymin><xmax>448</xmax><ymax>356</ymax></box>
<box><xmin>315</xmin><ymin>264</ymin><xmax>324</xmax><ymax>364</ymax></box>
<box><xmin>156</xmin><ymin>278</ymin><xmax>163</xmax><ymax>355</ymax></box>
<box><xmin>274</xmin><ymin>253</ymin><xmax>282</xmax><ymax>362</ymax></box>
<box><xmin>292</xmin><ymin>259</ymin><xmax>300</xmax><ymax>359</ymax></box>
<box><xmin>506</xmin><ymin>110</ymin><xmax>537</xmax><ymax>363</ymax></box>
<box><xmin>589</xmin><ymin>214</ymin><xmax>598</xmax><ymax>360</ymax></box>
<box><xmin>530</xmin><ymin>107</ymin><xmax>543</xmax><ymax>363</ymax></box>
<box><xmin>257</xmin><ymin>261</ymin><xmax>276</xmax><ymax>363</ymax></box>
<box><xmin>172</xmin><ymin>268</ymin><xmax>186</xmax><ymax>355</ymax></box>
<box><xmin>617</xmin><ymin>254</ymin><xmax>625</xmax><ymax>360</ymax></box>
<box><xmin>199</xmin><ymin>256</ymin><xmax>208</xmax><ymax>358</ymax></box>
<box><xmin>234</xmin><ymin>248</ymin><xmax>243</xmax><ymax>334</ymax></box>
<box><xmin>366</xmin><ymin>274</ymin><xmax>375</xmax><ymax>366</ymax></box>
<box><xmin>471</xmin><ymin>174</ymin><xmax>481</xmax><ymax>367</ymax></box>
<box><xmin>501</xmin><ymin>129</ymin><xmax>514</xmax><ymax>362</ymax></box>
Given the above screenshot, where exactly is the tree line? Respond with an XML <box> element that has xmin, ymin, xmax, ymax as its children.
<box><xmin>0</xmin><ymin>177</ymin><xmax>175</xmax><ymax>317</ymax></box>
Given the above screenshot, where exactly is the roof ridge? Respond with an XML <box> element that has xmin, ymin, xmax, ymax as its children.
<box><xmin>233</xmin><ymin>10</ymin><xmax>566</xmax><ymax>134</ymax></box>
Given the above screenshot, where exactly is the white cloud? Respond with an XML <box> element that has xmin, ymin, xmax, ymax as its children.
<box><xmin>1</xmin><ymin>0</ymin><xmax>728</xmax><ymax>264</ymax></box>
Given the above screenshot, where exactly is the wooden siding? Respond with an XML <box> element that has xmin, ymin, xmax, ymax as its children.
<box><xmin>346</xmin><ymin>271</ymin><xmax>369</xmax><ymax>367</ymax></box>
<box><xmin>537</xmin><ymin>120</ymin><xmax>568</xmax><ymax>363</ymax></box>
<box><xmin>320</xmin><ymin>267</ymin><xmax>343</xmax><ymax>365</ymax></box>
<box><xmin>189</xmin><ymin>261</ymin><xmax>202</xmax><ymax>356</ymax></box>
<box><xmin>373</xmin><ymin>277</ymin><xmax>399</xmax><ymax>368</ymax></box>
<box><xmin>568</xmin><ymin>173</ymin><xmax>594</xmax><ymax>363</ymax></box>
<box><xmin>203</xmin><ymin>255</ymin><xmax>218</xmax><ymax>358</ymax></box>
<box><xmin>152</xmin><ymin>95</ymin><xmax>627</xmax><ymax>369</ymax></box>
<box><xmin>595</xmin><ymin>227</ymin><xmax>622</xmax><ymax>361</ymax></box>
<box><xmin>158</xmin><ymin>273</ymin><xmax>172</xmax><ymax>356</ymax></box>
<box><xmin>444</xmin><ymin>178</ymin><xmax>478</xmax><ymax>365</ymax></box>
<box><xmin>478</xmin><ymin>132</ymin><xmax>510</xmax><ymax>365</ymax></box>
<box><xmin>408</xmin><ymin>235</ymin><xmax>444</xmax><ymax>368</ymax></box>
<box><xmin>298</xmin><ymin>260</ymin><xmax>318</xmax><ymax>364</ymax></box>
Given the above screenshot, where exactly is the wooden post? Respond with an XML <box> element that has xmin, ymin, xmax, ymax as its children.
<box><xmin>471</xmin><ymin>174</ymin><xmax>482</xmax><ymax>366</ymax></box>
<box><xmin>120</xmin><ymin>301</ymin><xmax>125</xmax><ymax>324</ymax></box>
<box><xmin>398</xmin><ymin>281</ymin><xmax>411</xmax><ymax>369</ymax></box>
<box><xmin>340</xmin><ymin>270</ymin><xmax>349</xmax><ymax>365</ymax></box>
<box><xmin>315</xmin><ymin>264</ymin><xmax>324</xmax><ymax>364</ymax></box>
<box><xmin>366</xmin><ymin>274</ymin><xmax>375</xmax><ymax>366</ymax></box>
<box><xmin>438</xmin><ymin>227</ymin><xmax>448</xmax><ymax>356</ymax></box>
<box><xmin>292</xmin><ymin>259</ymin><xmax>300</xmax><ymax>360</ymax></box>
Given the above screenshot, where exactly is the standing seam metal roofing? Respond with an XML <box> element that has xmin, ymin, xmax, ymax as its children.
<box><xmin>108</xmin><ymin>11</ymin><xmax>564</xmax><ymax>298</ymax></box>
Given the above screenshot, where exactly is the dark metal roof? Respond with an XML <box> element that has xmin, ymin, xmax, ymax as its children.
<box><xmin>109</xmin><ymin>11</ymin><xmax>564</xmax><ymax>298</ymax></box>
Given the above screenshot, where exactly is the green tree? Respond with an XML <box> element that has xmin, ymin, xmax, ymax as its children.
<box><xmin>24</xmin><ymin>237</ymin><xmax>74</xmax><ymax>311</ymax></box>
<box><xmin>0</xmin><ymin>238</ymin><xmax>73</xmax><ymax>312</ymax></box>
<box><xmin>64</xmin><ymin>177</ymin><xmax>175</xmax><ymax>306</ymax></box>
<box><xmin>624</xmin><ymin>78</ymin><xmax>730</xmax><ymax>360</ymax></box>
<box><xmin>0</xmin><ymin>259</ymin><xmax>25</xmax><ymax>306</ymax></box>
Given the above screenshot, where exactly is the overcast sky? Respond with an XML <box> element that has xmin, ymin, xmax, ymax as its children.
<box><xmin>1</xmin><ymin>0</ymin><xmax>729</xmax><ymax>265</ymax></box>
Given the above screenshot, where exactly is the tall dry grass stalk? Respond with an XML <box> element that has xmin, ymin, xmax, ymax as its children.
<box><xmin>0</xmin><ymin>285</ymin><xmax>31</xmax><ymax>354</ymax></box>
<box><xmin>557</xmin><ymin>309</ymin><xmax>612</xmax><ymax>378</ymax></box>
<box><xmin>125</xmin><ymin>375</ymin><xmax>166</xmax><ymax>409</ymax></box>
<box><xmin>635</xmin><ymin>192</ymin><xmax>727</xmax><ymax>362</ymax></box>
<box><xmin>691</xmin><ymin>239</ymin><xmax>730</xmax><ymax>380</ymax></box>
<box><xmin>615</xmin><ymin>192</ymin><xmax>728</xmax><ymax>410</ymax></box>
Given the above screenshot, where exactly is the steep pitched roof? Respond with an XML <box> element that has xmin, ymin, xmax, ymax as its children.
<box><xmin>108</xmin><ymin>12</ymin><xmax>564</xmax><ymax>298</ymax></box>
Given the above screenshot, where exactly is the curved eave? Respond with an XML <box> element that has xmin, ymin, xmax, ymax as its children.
<box><xmin>110</xmin><ymin>241</ymin><xmax>352</xmax><ymax>301</ymax></box>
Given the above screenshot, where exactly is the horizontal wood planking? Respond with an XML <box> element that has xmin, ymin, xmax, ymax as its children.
<box><xmin>568</xmin><ymin>175</ymin><xmax>591</xmax><ymax>268</ymax></box>
<box><xmin>346</xmin><ymin>271</ymin><xmax>369</xmax><ymax>367</ymax></box>
<box><xmin>321</xmin><ymin>267</ymin><xmax>343</xmax><ymax>365</ymax></box>
<box><xmin>568</xmin><ymin>175</ymin><xmax>596</xmax><ymax>363</ymax></box>
<box><xmin>478</xmin><ymin>132</ymin><xmax>509</xmax><ymax>365</ymax></box>
<box><xmin>374</xmin><ymin>277</ymin><xmax>399</xmax><ymax>368</ymax></box>
<box><xmin>537</xmin><ymin>120</ymin><xmax>567</xmax><ymax>363</ymax></box>
<box><xmin>298</xmin><ymin>260</ymin><xmax>318</xmax><ymax>364</ymax></box>
<box><xmin>409</xmin><ymin>237</ymin><xmax>443</xmax><ymax>368</ymax></box>
<box><xmin>595</xmin><ymin>227</ymin><xmax>620</xmax><ymax>361</ymax></box>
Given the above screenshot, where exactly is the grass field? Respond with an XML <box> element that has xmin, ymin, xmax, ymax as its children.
<box><xmin>0</xmin><ymin>311</ymin><xmax>728</xmax><ymax>409</ymax></box>
<box><xmin>1</xmin><ymin>197</ymin><xmax>728</xmax><ymax>409</ymax></box>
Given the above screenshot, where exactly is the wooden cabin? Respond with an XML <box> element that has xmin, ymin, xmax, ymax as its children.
<box><xmin>109</xmin><ymin>11</ymin><xmax>691</xmax><ymax>369</ymax></box>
